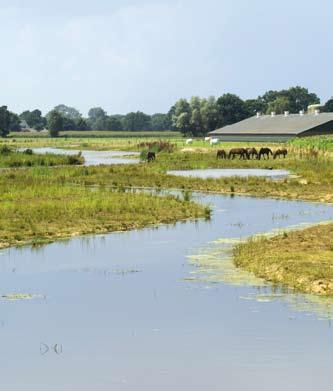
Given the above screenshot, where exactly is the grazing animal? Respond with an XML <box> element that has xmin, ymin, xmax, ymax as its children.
<box><xmin>258</xmin><ymin>147</ymin><xmax>273</xmax><ymax>160</ymax></box>
<box><xmin>246</xmin><ymin>147</ymin><xmax>258</xmax><ymax>159</ymax></box>
<box><xmin>186</xmin><ymin>139</ymin><xmax>193</xmax><ymax>145</ymax></box>
<box><xmin>228</xmin><ymin>148</ymin><xmax>249</xmax><ymax>160</ymax></box>
<box><xmin>210</xmin><ymin>138</ymin><xmax>220</xmax><ymax>146</ymax></box>
<box><xmin>216</xmin><ymin>149</ymin><xmax>227</xmax><ymax>159</ymax></box>
<box><xmin>273</xmin><ymin>148</ymin><xmax>288</xmax><ymax>159</ymax></box>
<box><xmin>147</xmin><ymin>151</ymin><xmax>156</xmax><ymax>162</ymax></box>
<box><xmin>204</xmin><ymin>137</ymin><xmax>211</xmax><ymax>142</ymax></box>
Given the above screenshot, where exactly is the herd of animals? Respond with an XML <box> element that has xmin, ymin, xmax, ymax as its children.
<box><xmin>216</xmin><ymin>147</ymin><xmax>288</xmax><ymax>160</ymax></box>
<box><xmin>146</xmin><ymin>147</ymin><xmax>288</xmax><ymax>162</ymax></box>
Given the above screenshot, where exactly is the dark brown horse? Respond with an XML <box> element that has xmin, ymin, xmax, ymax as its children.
<box><xmin>246</xmin><ymin>148</ymin><xmax>259</xmax><ymax>159</ymax></box>
<box><xmin>258</xmin><ymin>148</ymin><xmax>273</xmax><ymax>160</ymax></box>
<box><xmin>216</xmin><ymin>149</ymin><xmax>227</xmax><ymax>159</ymax></box>
<box><xmin>147</xmin><ymin>151</ymin><xmax>156</xmax><ymax>162</ymax></box>
<box><xmin>228</xmin><ymin>148</ymin><xmax>249</xmax><ymax>160</ymax></box>
<box><xmin>273</xmin><ymin>148</ymin><xmax>288</xmax><ymax>159</ymax></box>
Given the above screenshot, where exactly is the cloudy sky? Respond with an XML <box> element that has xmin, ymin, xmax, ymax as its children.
<box><xmin>1</xmin><ymin>0</ymin><xmax>332</xmax><ymax>115</ymax></box>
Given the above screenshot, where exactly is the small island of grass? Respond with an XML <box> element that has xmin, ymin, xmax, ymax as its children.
<box><xmin>233</xmin><ymin>223</ymin><xmax>333</xmax><ymax>296</ymax></box>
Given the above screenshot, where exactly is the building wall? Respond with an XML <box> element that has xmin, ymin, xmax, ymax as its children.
<box><xmin>211</xmin><ymin>134</ymin><xmax>292</xmax><ymax>142</ymax></box>
<box><xmin>300</xmin><ymin>121</ymin><xmax>333</xmax><ymax>137</ymax></box>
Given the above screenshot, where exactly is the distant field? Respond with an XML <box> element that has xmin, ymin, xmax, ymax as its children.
<box><xmin>289</xmin><ymin>135</ymin><xmax>333</xmax><ymax>151</ymax></box>
<box><xmin>9</xmin><ymin>130</ymin><xmax>182</xmax><ymax>138</ymax></box>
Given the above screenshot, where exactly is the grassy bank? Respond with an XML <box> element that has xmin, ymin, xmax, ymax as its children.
<box><xmin>0</xmin><ymin>176</ymin><xmax>209</xmax><ymax>249</ymax></box>
<box><xmin>13</xmin><ymin>150</ymin><xmax>330</xmax><ymax>203</ymax></box>
<box><xmin>0</xmin><ymin>146</ymin><xmax>84</xmax><ymax>168</ymax></box>
<box><xmin>233</xmin><ymin>223</ymin><xmax>333</xmax><ymax>296</ymax></box>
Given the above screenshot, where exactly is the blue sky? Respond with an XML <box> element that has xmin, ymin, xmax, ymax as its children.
<box><xmin>1</xmin><ymin>0</ymin><xmax>332</xmax><ymax>115</ymax></box>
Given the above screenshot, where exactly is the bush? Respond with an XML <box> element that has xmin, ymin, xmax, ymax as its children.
<box><xmin>0</xmin><ymin>145</ymin><xmax>12</xmax><ymax>155</ymax></box>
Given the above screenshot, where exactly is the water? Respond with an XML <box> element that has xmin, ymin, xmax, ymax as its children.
<box><xmin>168</xmin><ymin>168</ymin><xmax>290</xmax><ymax>179</ymax></box>
<box><xmin>24</xmin><ymin>147</ymin><xmax>140</xmax><ymax>166</ymax></box>
<box><xmin>1</xmin><ymin>193</ymin><xmax>333</xmax><ymax>390</ymax></box>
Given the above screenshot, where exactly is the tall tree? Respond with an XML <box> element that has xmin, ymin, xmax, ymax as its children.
<box><xmin>88</xmin><ymin>107</ymin><xmax>108</xmax><ymax>130</ymax></box>
<box><xmin>9</xmin><ymin>112</ymin><xmax>21</xmax><ymax>132</ymax></box>
<box><xmin>123</xmin><ymin>111</ymin><xmax>151</xmax><ymax>131</ymax></box>
<box><xmin>47</xmin><ymin>110</ymin><xmax>63</xmax><ymax>137</ymax></box>
<box><xmin>54</xmin><ymin>104</ymin><xmax>81</xmax><ymax>120</ymax></box>
<box><xmin>150</xmin><ymin>113</ymin><xmax>170</xmax><ymax>131</ymax></box>
<box><xmin>107</xmin><ymin>116</ymin><xmax>123</xmax><ymax>131</ymax></box>
<box><xmin>200</xmin><ymin>96</ymin><xmax>220</xmax><ymax>133</ymax></box>
<box><xmin>244</xmin><ymin>98</ymin><xmax>267</xmax><ymax>116</ymax></box>
<box><xmin>0</xmin><ymin>106</ymin><xmax>11</xmax><ymax>137</ymax></box>
<box><xmin>266</xmin><ymin>96</ymin><xmax>291</xmax><ymax>114</ymax></box>
<box><xmin>216</xmin><ymin>94</ymin><xmax>248</xmax><ymax>126</ymax></box>
<box><xmin>323</xmin><ymin>98</ymin><xmax>333</xmax><ymax>112</ymax></box>
<box><xmin>261</xmin><ymin>86</ymin><xmax>320</xmax><ymax>113</ymax></box>
<box><xmin>171</xmin><ymin>99</ymin><xmax>191</xmax><ymax>135</ymax></box>
<box><xmin>20</xmin><ymin>109</ymin><xmax>46</xmax><ymax>131</ymax></box>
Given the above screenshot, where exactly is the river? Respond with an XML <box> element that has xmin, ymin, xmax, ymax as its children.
<box><xmin>1</xmin><ymin>151</ymin><xmax>333</xmax><ymax>390</ymax></box>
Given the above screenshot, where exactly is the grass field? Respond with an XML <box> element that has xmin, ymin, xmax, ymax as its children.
<box><xmin>0</xmin><ymin>170</ymin><xmax>209</xmax><ymax>249</ymax></box>
<box><xmin>233</xmin><ymin>223</ymin><xmax>333</xmax><ymax>296</ymax></box>
<box><xmin>0</xmin><ymin>146</ymin><xmax>84</xmax><ymax>167</ymax></box>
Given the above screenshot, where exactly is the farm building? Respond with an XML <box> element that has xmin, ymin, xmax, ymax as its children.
<box><xmin>209</xmin><ymin>111</ymin><xmax>333</xmax><ymax>142</ymax></box>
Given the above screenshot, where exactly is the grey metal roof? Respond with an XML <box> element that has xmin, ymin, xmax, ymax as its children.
<box><xmin>210</xmin><ymin>113</ymin><xmax>333</xmax><ymax>135</ymax></box>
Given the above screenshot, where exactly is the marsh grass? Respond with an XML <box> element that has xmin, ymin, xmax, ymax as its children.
<box><xmin>233</xmin><ymin>223</ymin><xmax>333</xmax><ymax>296</ymax></box>
<box><xmin>0</xmin><ymin>176</ymin><xmax>209</xmax><ymax>249</ymax></box>
<box><xmin>0</xmin><ymin>146</ymin><xmax>84</xmax><ymax>167</ymax></box>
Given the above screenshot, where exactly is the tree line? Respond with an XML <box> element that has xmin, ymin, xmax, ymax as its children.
<box><xmin>1</xmin><ymin>86</ymin><xmax>333</xmax><ymax>137</ymax></box>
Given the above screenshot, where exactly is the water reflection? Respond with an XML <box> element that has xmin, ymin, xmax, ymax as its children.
<box><xmin>25</xmin><ymin>147</ymin><xmax>140</xmax><ymax>166</ymax></box>
<box><xmin>168</xmin><ymin>168</ymin><xmax>290</xmax><ymax>179</ymax></box>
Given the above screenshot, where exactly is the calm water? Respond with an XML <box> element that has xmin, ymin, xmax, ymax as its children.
<box><xmin>26</xmin><ymin>147</ymin><xmax>140</xmax><ymax>166</ymax></box>
<box><xmin>168</xmin><ymin>168</ymin><xmax>290</xmax><ymax>179</ymax></box>
<box><xmin>1</xmin><ymin>193</ymin><xmax>333</xmax><ymax>390</ymax></box>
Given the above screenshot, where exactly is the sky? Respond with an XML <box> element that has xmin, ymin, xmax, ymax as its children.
<box><xmin>1</xmin><ymin>0</ymin><xmax>332</xmax><ymax>115</ymax></box>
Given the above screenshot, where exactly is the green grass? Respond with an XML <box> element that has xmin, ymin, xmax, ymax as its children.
<box><xmin>0</xmin><ymin>146</ymin><xmax>84</xmax><ymax>168</ymax></box>
<box><xmin>289</xmin><ymin>135</ymin><xmax>333</xmax><ymax>151</ymax></box>
<box><xmin>0</xmin><ymin>172</ymin><xmax>209</xmax><ymax>249</ymax></box>
<box><xmin>233</xmin><ymin>223</ymin><xmax>333</xmax><ymax>296</ymax></box>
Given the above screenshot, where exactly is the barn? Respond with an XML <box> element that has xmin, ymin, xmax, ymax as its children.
<box><xmin>209</xmin><ymin>111</ymin><xmax>333</xmax><ymax>142</ymax></box>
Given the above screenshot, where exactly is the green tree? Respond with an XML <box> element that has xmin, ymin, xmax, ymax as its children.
<box><xmin>261</xmin><ymin>86</ymin><xmax>320</xmax><ymax>113</ymax></box>
<box><xmin>123</xmin><ymin>111</ymin><xmax>151</xmax><ymax>131</ymax></box>
<box><xmin>9</xmin><ymin>112</ymin><xmax>21</xmax><ymax>132</ymax></box>
<box><xmin>20</xmin><ymin>109</ymin><xmax>46</xmax><ymax>131</ymax></box>
<box><xmin>47</xmin><ymin>110</ymin><xmax>63</xmax><ymax>137</ymax></box>
<box><xmin>200</xmin><ymin>96</ymin><xmax>220</xmax><ymax>133</ymax></box>
<box><xmin>323</xmin><ymin>98</ymin><xmax>333</xmax><ymax>112</ymax></box>
<box><xmin>76</xmin><ymin>117</ymin><xmax>90</xmax><ymax>131</ymax></box>
<box><xmin>106</xmin><ymin>116</ymin><xmax>123</xmax><ymax>131</ymax></box>
<box><xmin>171</xmin><ymin>99</ymin><xmax>191</xmax><ymax>134</ymax></box>
<box><xmin>189</xmin><ymin>97</ymin><xmax>204</xmax><ymax>136</ymax></box>
<box><xmin>216</xmin><ymin>94</ymin><xmax>248</xmax><ymax>126</ymax></box>
<box><xmin>244</xmin><ymin>98</ymin><xmax>267</xmax><ymax>116</ymax></box>
<box><xmin>0</xmin><ymin>106</ymin><xmax>11</xmax><ymax>137</ymax></box>
<box><xmin>175</xmin><ymin>112</ymin><xmax>191</xmax><ymax>135</ymax></box>
<box><xmin>54</xmin><ymin>104</ymin><xmax>81</xmax><ymax>120</ymax></box>
<box><xmin>266</xmin><ymin>96</ymin><xmax>291</xmax><ymax>114</ymax></box>
<box><xmin>150</xmin><ymin>113</ymin><xmax>170</xmax><ymax>130</ymax></box>
<box><xmin>88</xmin><ymin>107</ymin><xmax>108</xmax><ymax>130</ymax></box>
